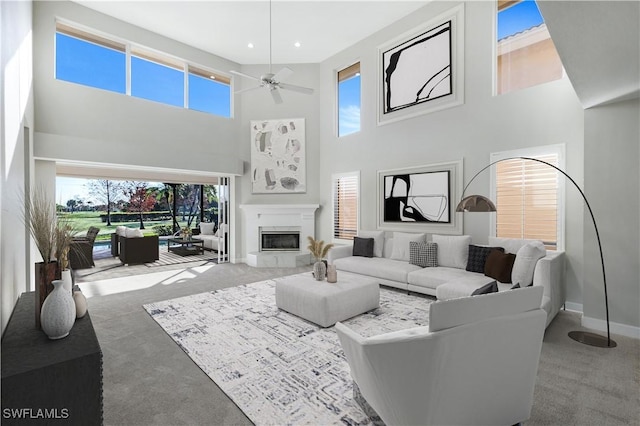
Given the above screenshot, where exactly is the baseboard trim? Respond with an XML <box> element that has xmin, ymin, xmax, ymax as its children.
<box><xmin>581</xmin><ymin>316</ymin><xmax>640</xmax><ymax>340</ymax></box>
<box><xmin>564</xmin><ymin>301</ymin><xmax>583</xmax><ymax>312</ymax></box>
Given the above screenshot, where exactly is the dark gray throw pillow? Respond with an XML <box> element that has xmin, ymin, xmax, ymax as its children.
<box><xmin>466</xmin><ymin>245</ymin><xmax>504</xmax><ymax>273</ymax></box>
<box><xmin>471</xmin><ymin>281</ymin><xmax>499</xmax><ymax>296</ymax></box>
<box><xmin>353</xmin><ymin>237</ymin><xmax>374</xmax><ymax>257</ymax></box>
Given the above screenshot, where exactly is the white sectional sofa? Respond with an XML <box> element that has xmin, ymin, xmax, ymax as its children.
<box><xmin>328</xmin><ymin>231</ymin><xmax>565</xmax><ymax>327</ymax></box>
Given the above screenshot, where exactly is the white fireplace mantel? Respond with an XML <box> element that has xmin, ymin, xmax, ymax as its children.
<box><xmin>240</xmin><ymin>204</ymin><xmax>319</xmax><ymax>267</ymax></box>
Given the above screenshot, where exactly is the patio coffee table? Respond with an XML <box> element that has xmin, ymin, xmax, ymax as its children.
<box><xmin>167</xmin><ymin>237</ymin><xmax>205</xmax><ymax>256</ymax></box>
<box><xmin>275</xmin><ymin>272</ymin><xmax>380</xmax><ymax>327</ymax></box>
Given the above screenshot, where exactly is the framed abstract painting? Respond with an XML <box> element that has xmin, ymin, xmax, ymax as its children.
<box><xmin>377</xmin><ymin>4</ymin><xmax>464</xmax><ymax>126</ymax></box>
<box><xmin>377</xmin><ymin>160</ymin><xmax>463</xmax><ymax>234</ymax></box>
<box><xmin>250</xmin><ymin>118</ymin><xmax>306</xmax><ymax>194</ymax></box>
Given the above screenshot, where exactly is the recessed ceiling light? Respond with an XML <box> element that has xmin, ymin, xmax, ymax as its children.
<box><xmin>248</xmin><ymin>43</ymin><xmax>254</xmax><ymax>49</ymax></box>
<box><xmin>210</xmin><ymin>75</ymin><xmax>216</xmax><ymax>80</ymax></box>
<box><xmin>294</xmin><ymin>42</ymin><xmax>301</xmax><ymax>48</ymax></box>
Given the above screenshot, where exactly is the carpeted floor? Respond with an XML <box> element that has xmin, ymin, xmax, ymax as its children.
<box><xmin>144</xmin><ymin>276</ymin><xmax>434</xmax><ymax>425</ymax></box>
<box><xmin>78</xmin><ymin>263</ymin><xmax>640</xmax><ymax>426</ymax></box>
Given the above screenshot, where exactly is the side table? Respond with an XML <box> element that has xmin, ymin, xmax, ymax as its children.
<box><xmin>1</xmin><ymin>292</ymin><xmax>103</xmax><ymax>425</ymax></box>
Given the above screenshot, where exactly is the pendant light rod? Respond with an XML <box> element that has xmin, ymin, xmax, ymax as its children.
<box><xmin>269</xmin><ymin>0</ymin><xmax>272</xmax><ymax>73</ymax></box>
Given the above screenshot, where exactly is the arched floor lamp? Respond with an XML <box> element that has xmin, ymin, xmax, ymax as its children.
<box><xmin>456</xmin><ymin>156</ymin><xmax>616</xmax><ymax>348</ymax></box>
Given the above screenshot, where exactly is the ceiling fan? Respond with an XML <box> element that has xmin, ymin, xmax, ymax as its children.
<box><xmin>229</xmin><ymin>0</ymin><xmax>314</xmax><ymax>104</ymax></box>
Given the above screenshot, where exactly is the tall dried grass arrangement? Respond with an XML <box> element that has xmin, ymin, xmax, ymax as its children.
<box><xmin>306</xmin><ymin>236</ymin><xmax>334</xmax><ymax>261</ymax></box>
<box><xmin>54</xmin><ymin>220</ymin><xmax>79</xmax><ymax>270</ymax></box>
<box><xmin>23</xmin><ymin>186</ymin><xmax>58</xmax><ymax>264</ymax></box>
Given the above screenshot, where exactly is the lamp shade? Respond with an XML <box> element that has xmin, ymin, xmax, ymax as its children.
<box><xmin>455</xmin><ymin>195</ymin><xmax>497</xmax><ymax>212</ymax></box>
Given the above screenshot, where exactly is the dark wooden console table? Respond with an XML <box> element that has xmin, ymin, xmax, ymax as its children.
<box><xmin>1</xmin><ymin>292</ymin><xmax>103</xmax><ymax>425</ymax></box>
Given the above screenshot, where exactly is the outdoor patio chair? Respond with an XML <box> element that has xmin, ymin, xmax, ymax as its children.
<box><xmin>119</xmin><ymin>235</ymin><xmax>159</xmax><ymax>265</ymax></box>
<box><xmin>69</xmin><ymin>226</ymin><xmax>100</xmax><ymax>269</ymax></box>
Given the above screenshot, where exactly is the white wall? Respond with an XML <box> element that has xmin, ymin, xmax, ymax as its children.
<box><xmin>317</xmin><ymin>2</ymin><xmax>586</xmax><ymax>306</ymax></box>
<box><xmin>583</xmin><ymin>98</ymin><xmax>640</xmax><ymax>332</ymax></box>
<box><xmin>1</xmin><ymin>0</ymin><xmax>34</xmax><ymax>333</ymax></box>
<box><xmin>32</xmin><ymin>1</ymin><xmax>243</xmax><ymax>176</ymax></box>
<box><xmin>235</xmin><ymin>63</ymin><xmax>320</xmax><ymax>262</ymax></box>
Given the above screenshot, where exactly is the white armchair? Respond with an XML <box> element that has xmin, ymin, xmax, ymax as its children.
<box><xmin>335</xmin><ymin>286</ymin><xmax>546</xmax><ymax>426</ymax></box>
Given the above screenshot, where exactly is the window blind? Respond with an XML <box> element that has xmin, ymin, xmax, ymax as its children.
<box><xmin>333</xmin><ymin>174</ymin><xmax>358</xmax><ymax>240</ymax></box>
<box><xmin>495</xmin><ymin>154</ymin><xmax>558</xmax><ymax>248</ymax></box>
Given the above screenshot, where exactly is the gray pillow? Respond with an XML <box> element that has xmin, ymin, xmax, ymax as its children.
<box><xmin>409</xmin><ymin>241</ymin><xmax>438</xmax><ymax>268</ymax></box>
<box><xmin>353</xmin><ymin>237</ymin><xmax>374</xmax><ymax>258</ymax></box>
<box><xmin>471</xmin><ymin>281</ymin><xmax>498</xmax><ymax>296</ymax></box>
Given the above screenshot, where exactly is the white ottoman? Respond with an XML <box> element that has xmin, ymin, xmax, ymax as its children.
<box><xmin>275</xmin><ymin>272</ymin><xmax>380</xmax><ymax>327</ymax></box>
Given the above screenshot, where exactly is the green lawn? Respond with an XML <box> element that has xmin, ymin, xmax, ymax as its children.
<box><xmin>59</xmin><ymin>211</ymin><xmax>193</xmax><ymax>241</ymax></box>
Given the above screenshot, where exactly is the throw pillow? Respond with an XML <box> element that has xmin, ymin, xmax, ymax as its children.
<box><xmin>471</xmin><ymin>281</ymin><xmax>498</xmax><ymax>295</ymax></box>
<box><xmin>200</xmin><ymin>222</ymin><xmax>215</xmax><ymax>235</ymax></box>
<box><xmin>466</xmin><ymin>245</ymin><xmax>504</xmax><ymax>273</ymax></box>
<box><xmin>484</xmin><ymin>249</ymin><xmax>516</xmax><ymax>283</ymax></box>
<box><xmin>432</xmin><ymin>235</ymin><xmax>472</xmax><ymax>269</ymax></box>
<box><xmin>409</xmin><ymin>241</ymin><xmax>438</xmax><ymax>268</ymax></box>
<box><xmin>511</xmin><ymin>241</ymin><xmax>547</xmax><ymax>287</ymax></box>
<box><xmin>357</xmin><ymin>230</ymin><xmax>385</xmax><ymax>258</ymax></box>
<box><xmin>125</xmin><ymin>227</ymin><xmax>144</xmax><ymax>238</ymax></box>
<box><xmin>390</xmin><ymin>232</ymin><xmax>426</xmax><ymax>262</ymax></box>
<box><xmin>116</xmin><ymin>226</ymin><xmax>127</xmax><ymax>237</ymax></box>
<box><xmin>353</xmin><ymin>237</ymin><xmax>374</xmax><ymax>258</ymax></box>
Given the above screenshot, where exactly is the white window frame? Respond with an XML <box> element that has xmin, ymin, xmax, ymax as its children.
<box><xmin>490</xmin><ymin>144</ymin><xmax>566</xmax><ymax>250</ymax></box>
<box><xmin>332</xmin><ymin>171</ymin><xmax>360</xmax><ymax>244</ymax></box>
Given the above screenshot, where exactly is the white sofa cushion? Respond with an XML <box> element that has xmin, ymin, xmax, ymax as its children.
<box><xmin>390</xmin><ymin>232</ymin><xmax>426</xmax><ymax>262</ymax></box>
<box><xmin>512</xmin><ymin>241</ymin><xmax>547</xmax><ymax>287</ymax></box>
<box><xmin>333</xmin><ymin>256</ymin><xmax>422</xmax><ymax>283</ymax></box>
<box><xmin>358</xmin><ymin>230</ymin><xmax>385</xmax><ymax>258</ymax></box>
<box><xmin>116</xmin><ymin>226</ymin><xmax>127</xmax><ymax>237</ymax></box>
<box><xmin>200</xmin><ymin>222</ymin><xmax>215</xmax><ymax>235</ymax></box>
<box><xmin>432</xmin><ymin>235</ymin><xmax>471</xmax><ymax>269</ymax></box>
<box><xmin>489</xmin><ymin>237</ymin><xmax>543</xmax><ymax>254</ymax></box>
<box><xmin>125</xmin><ymin>227</ymin><xmax>143</xmax><ymax>238</ymax></box>
<box><xmin>429</xmin><ymin>285</ymin><xmax>544</xmax><ymax>332</ymax></box>
<box><xmin>407</xmin><ymin>267</ymin><xmax>471</xmax><ymax>290</ymax></box>
<box><xmin>435</xmin><ymin>275</ymin><xmax>499</xmax><ymax>300</ymax></box>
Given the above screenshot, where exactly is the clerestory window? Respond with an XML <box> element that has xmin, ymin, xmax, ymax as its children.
<box><xmin>55</xmin><ymin>21</ymin><xmax>231</xmax><ymax>118</ymax></box>
<box><xmin>496</xmin><ymin>0</ymin><xmax>564</xmax><ymax>95</ymax></box>
<box><xmin>337</xmin><ymin>62</ymin><xmax>361</xmax><ymax>137</ymax></box>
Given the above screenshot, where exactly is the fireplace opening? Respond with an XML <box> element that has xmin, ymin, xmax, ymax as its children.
<box><xmin>260</xmin><ymin>231</ymin><xmax>300</xmax><ymax>251</ymax></box>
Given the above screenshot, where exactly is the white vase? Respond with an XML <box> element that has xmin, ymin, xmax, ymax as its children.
<box><xmin>73</xmin><ymin>290</ymin><xmax>88</xmax><ymax>319</ymax></box>
<box><xmin>41</xmin><ymin>280</ymin><xmax>76</xmax><ymax>340</ymax></box>
<box><xmin>61</xmin><ymin>269</ymin><xmax>73</xmax><ymax>293</ymax></box>
<box><xmin>313</xmin><ymin>261</ymin><xmax>326</xmax><ymax>281</ymax></box>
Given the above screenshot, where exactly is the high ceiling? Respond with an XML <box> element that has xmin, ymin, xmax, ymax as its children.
<box><xmin>73</xmin><ymin>1</ymin><xmax>430</xmax><ymax>65</ymax></box>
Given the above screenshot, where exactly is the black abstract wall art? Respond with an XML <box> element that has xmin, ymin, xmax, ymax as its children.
<box><xmin>383</xmin><ymin>170</ymin><xmax>451</xmax><ymax>224</ymax></box>
<box><xmin>382</xmin><ymin>21</ymin><xmax>452</xmax><ymax>114</ymax></box>
<box><xmin>377</xmin><ymin>4</ymin><xmax>464</xmax><ymax>126</ymax></box>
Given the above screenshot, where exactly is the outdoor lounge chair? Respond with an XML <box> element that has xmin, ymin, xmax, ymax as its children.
<box><xmin>119</xmin><ymin>235</ymin><xmax>159</xmax><ymax>265</ymax></box>
<box><xmin>69</xmin><ymin>226</ymin><xmax>100</xmax><ymax>269</ymax></box>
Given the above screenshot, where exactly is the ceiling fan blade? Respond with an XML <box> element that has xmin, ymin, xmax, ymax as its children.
<box><xmin>270</xmin><ymin>88</ymin><xmax>283</xmax><ymax>104</ymax></box>
<box><xmin>229</xmin><ymin>70</ymin><xmax>260</xmax><ymax>81</ymax></box>
<box><xmin>235</xmin><ymin>85</ymin><xmax>263</xmax><ymax>95</ymax></box>
<box><xmin>272</xmin><ymin>67</ymin><xmax>293</xmax><ymax>83</ymax></box>
<box><xmin>279</xmin><ymin>82</ymin><xmax>314</xmax><ymax>95</ymax></box>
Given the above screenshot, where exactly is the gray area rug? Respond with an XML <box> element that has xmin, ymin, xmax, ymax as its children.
<box><xmin>144</xmin><ymin>274</ymin><xmax>434</xmax><ymax>425</ymax></box>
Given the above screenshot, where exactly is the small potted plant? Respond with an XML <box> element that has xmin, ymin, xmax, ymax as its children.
<box><xmin>307</xmin><ymin>236</ymin><xmax>334</xmax><ymax>281</ymax></box>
